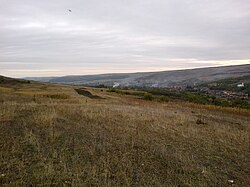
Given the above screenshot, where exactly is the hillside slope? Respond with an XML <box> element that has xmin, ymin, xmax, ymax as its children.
<box><xmin>0</xmin><ymin>75</ymin><xmax>31</xmax><ymax>85</ymax></box>
<box><xmin>0</xmin><ymin>80</ymin><xmax>249</xmax><ymax>186</ymax></box>
<box><xmin>26</xmin><ymin>64</ymin><xmax>250</xmax><ymax>87</ymax></box>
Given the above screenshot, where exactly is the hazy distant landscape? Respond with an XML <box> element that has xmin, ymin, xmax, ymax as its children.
<box><xmin>26</xmin><ymin>64</ymin><xmax>250</xmax><ymax>87</ymax></box>
<box><xmin>25</xmin><ymin>64</ymin><xmax>250</xmax><ymax>110</ymax></box>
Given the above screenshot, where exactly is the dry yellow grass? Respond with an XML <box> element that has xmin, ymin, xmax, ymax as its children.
<box><xmin>174</xmin><ymin>101</ymin><xmax>250</xmax><ymax>117</ymax></box>
<box><xmin>0</xmin><ymin>86</ymin><xmax>13</xmax><ymax>93</ymax></box>
<box><xmin>0</xmin><ymin>82</ymin><xmax>249</xmax><ymax>186</ymax></box>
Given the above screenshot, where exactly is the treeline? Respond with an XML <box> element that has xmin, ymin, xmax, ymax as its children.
<box><xmin>146</xmin><ymin>87</ymin><xmax>250</xmax><ymax>109</ymax></box>
<box><xmin>108</xmin><ymin>88</ymin><xmax>169</xmax><ymax>102</ymax></box>
<box><xmin>108</xmin><ymin>87</ymin><xmax>250</xmax><ymax>110</ymax></box>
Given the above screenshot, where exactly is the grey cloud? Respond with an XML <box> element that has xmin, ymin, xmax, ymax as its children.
<box><xmin>0</xmin><ymin>0</ymin><xmax>250</xmax><ymax>77</ymax></box>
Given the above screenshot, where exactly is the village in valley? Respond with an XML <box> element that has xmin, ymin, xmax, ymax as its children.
<box><xmin>195</xmin><ymin>82</ymin><xmax>248</xmax><ymax>100</ymax></box>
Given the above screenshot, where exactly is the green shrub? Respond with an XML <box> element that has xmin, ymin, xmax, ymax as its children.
<box><xmin>108</xmin><ymin>88</ymin><xmax>146</xmax><ymax>97</ymax></box>
<box><xmin>45</xmin><ymin>94</ymin><xmax>70</xmax><ymax>99</ymax></box>
<box><xmin>143</xmin><ymin>93</ymin><xmax>153</xmax><ymax>100</ymax></box>
<box><xmin>231</xmin><ymin>99</ymin><xmax>250</xmax><ymax>109</ymax></box>
<box><xmin>108</xmin><ymin>88</ymin><xmax>116</xmax><ymax>93</ymax></box>
<box><xmin>158</xmin><ymin>95</ymin><xmax>169</xmax><ymax>102</ymax></box>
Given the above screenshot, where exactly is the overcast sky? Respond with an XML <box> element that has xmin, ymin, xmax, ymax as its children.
<box><xmin>0</xmin><ymin>0</ymin><xmax>250</xmax><ymax>77</ymax></box>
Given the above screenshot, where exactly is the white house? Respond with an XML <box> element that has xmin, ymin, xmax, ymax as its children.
<box><xmin>237</xmin><ymin>82</ymin><xmax>244</xmax><ymax>87</ymax></box>
<box><xmin>113</xmin><ymin>82</ymin><xmax>120</xmax><ymax>88</ymax></box>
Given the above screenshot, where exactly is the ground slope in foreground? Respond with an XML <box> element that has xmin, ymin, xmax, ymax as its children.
<box><xmin>0</xmin><ymin>80</ymin><xmax>249</xmax><ymax>186</ymax></box>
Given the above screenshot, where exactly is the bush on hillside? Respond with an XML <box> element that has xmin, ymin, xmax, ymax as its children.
<box><xmin>45</xmin><ymin>94</ymin><xmax>70</xmax><ymax>99</ymax></box>
<box><xmin>158</xmin><ymin>95</ymin><xmax>169</xmax><ymax>102</ymax></box>
<box><xmin>143</xmin><ymin>93</ymin><xmax>153</xmax><ymax>100</ymax></box>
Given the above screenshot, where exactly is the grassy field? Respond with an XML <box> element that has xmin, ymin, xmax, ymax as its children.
<box><xmin>0</xmin><ymin>81</ymin><xmax>249</xmax><ymax>186</ymax></box>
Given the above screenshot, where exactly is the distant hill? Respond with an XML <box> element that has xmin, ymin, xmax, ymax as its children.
<box><xmin>25</xmin><ymin>64</ymin><xmax>250</xmax><ymax>88</ymax></box>
<box><xmin>0</xmin><ymin>75</ymin><xmax>31</xmax><ymax>85</ymax></box>
<box><xmin>24</xmin><ymin>76</ymin><xmax>56</xmax><ymax>82</ymax></box>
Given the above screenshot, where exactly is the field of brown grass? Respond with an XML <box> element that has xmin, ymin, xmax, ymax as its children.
<box><xmin>0</xmin><ymin>82</ymin><xmax>249</xmax><ymax>186</ymax></box>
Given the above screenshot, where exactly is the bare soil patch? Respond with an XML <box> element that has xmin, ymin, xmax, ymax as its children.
<box><xmin>75</xmin><ymin>88</ymin><xmax>103</xmax><ymax>99</ymax></box>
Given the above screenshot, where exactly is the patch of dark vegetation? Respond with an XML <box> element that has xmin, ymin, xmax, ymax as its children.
<box><xmin>143</xmin><ymin>93</ymin><xmax>153</xmax><ymax>100</ymax></box>
<box><xmin>108</xmin><ymin>88</ymin><xmax>170</xmax><ymax>102</ymax></box>
<box><xmin>45</xmin><ymin>94</ymin><xmax>70</xmax><ymax>99</ymax></box>
<box><xmin>75</xmin><ymin>88</ymin><xmax>102</xmax><ymax>99</ymax></box>
<box><xmin>93</xmin><ymin>84</ymin><xmax>110</xmax><ymax>88</ymax></box>
<box><xmin>108</xmin><ymin>88</ymin><xmax>146</xmax><ymax>97</ymax></box>
<box><xmin>157</xmin><ymin>95</ymin><xmax>170</xmax><ymax>102</ymax></box>
<box><xmin>0</xmin><ymin>76</ymin><xmax>31</xmax><ymax>85</ymax></box>
<box><xmin>109</xmin><ymin>87</ymin><xmax>249</xmax><ymax>109</ymax></box>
